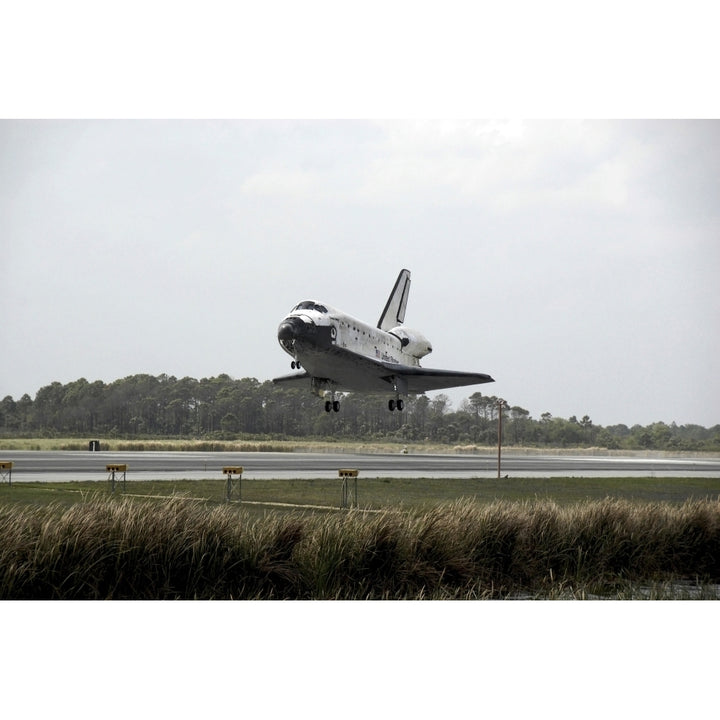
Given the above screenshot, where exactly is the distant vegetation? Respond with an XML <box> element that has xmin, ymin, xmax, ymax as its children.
<box><xmin>2</xmin><ymin>495</ymin><xmax>718</xmax><ymax>599</ymax></box>
<box><xmin>2</xmin><ymin>373</ymin><xmax>718</xmax><ymax>451</ymax></box>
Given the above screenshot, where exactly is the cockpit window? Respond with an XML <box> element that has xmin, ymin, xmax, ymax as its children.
<box><xmin>293</xmin><ymin>301</ymin><xmax>328</xmax><ymax>313</ymax></box>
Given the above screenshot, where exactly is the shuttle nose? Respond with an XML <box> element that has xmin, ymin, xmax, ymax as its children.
<box><xmin>278</xmin><ymin>316</ymin><xmax>308</xmax><ymax>341</ymax></box>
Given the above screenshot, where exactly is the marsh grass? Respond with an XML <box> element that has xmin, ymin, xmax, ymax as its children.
<box><xmin>1</xmin><ymin>496</ymin><xmax>718</xmax><ymax>599</ymax></box>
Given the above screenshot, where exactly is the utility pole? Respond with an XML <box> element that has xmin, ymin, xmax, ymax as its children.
<box><xmin>497</xmin><ymin>398</ymin><xmax>507</xmax><ymax>479</ymax></box>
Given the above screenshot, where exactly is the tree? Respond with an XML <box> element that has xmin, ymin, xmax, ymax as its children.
<box><xmin>431</xmin><ymin>394</ymin><xmax>451</xmax><ymax>415</ymax></box>
<box><xmin>220</xmin><ymin>413</ymin><xmax>239</xmax><ymax>434</ymax></box>
<box><xmin>4</xmin><ymin>371</ymin><xmax>718</xmax><ymax>451</ymax></box>
<box><xmin>1</xmin><ymin>396</ymin><xmax>18</xmax><ymax>431</ymax></box>
<box><xmin>34</xmin><ymin>382</ymin><xmax>65</xmax><ymax>430</ymax></box>
<box><xmin>16</xmin><ymin>394</ymin><xmax>33</xmax><ymax>432</ymax></box>
<box><xmin>509</xmin><ymin>406</ymin><xmax>530</xmax><ymax>444</ymax></box>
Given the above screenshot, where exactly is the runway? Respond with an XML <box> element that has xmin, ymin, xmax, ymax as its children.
<box><xmin>2</xmin><ymin>449</ymin><xmax>720</xmax><ymax>482</ymax></box>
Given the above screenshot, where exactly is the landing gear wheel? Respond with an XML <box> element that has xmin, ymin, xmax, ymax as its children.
<box><xmin>388</xmin><ymin>399</ymin><xmax>395</xmax><ymax>412</ymax></box>
<box><xmin>397</xmin><ymin>399</ymin><xmax>404</xmax><ymax>411</ymax></box>
<box><xmin>333</xmin><ymin>400</ymin><xmax>340</xmax><ymax>413</ymax></box>
<box><xmin>325</xmin><ymin>401</ymin><xmax>332</xmax><ymax>413</ymax></box>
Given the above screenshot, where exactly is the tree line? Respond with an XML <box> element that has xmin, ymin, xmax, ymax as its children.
<box><xmin>1</xmin><ymin>373</ymin><xmax>718</xmax><ymax>451</ymax></box>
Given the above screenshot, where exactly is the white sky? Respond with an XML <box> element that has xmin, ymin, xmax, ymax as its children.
<box><xmin>2</xmin><ymin>3</ymin><xmax>719</xmax><ymax>428</ymax></box>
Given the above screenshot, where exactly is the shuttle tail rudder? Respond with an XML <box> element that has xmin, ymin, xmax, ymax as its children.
<box><xmin>378</xmin><ymin>268</ymin><xmax>411</xmax><ymax>331</ymax></box>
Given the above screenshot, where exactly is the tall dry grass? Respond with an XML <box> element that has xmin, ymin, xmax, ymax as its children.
<box><xmin>1</xmin><ymin>497</ymin><xmax>718</xmax><ymax>599</ymax></box>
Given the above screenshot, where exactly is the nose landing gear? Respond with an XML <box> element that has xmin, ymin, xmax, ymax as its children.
<box><xmin>388</xmin><ymin>398</ymin><xmax>404</xmax><ymax>412</ymax></box>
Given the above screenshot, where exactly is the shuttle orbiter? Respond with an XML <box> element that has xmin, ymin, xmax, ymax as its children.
<box><xmin>273</xmin><ymin>269</ymin><xmax>494</xmax><ymax>412</ymax></box>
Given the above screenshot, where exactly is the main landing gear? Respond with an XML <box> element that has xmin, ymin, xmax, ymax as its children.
<box><xmin>324</xmin><ymin>389</ymin><xmax>340</xmax><ymax>413</ymax></box>
<box><xmin>388</xmin><ymin>375</ymin><xmax>407</xmax><ymax>412</ymax></box>
<box><xmin>321</xmin><ymin>396</ymin><xmax>403</xmax><ymax>412</ymax></box>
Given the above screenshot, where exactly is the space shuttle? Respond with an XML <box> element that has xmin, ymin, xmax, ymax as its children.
<box><xmin>273</xmin><ymin>269</ymin><xmax>494</xmax><ymax>412</ymax></box>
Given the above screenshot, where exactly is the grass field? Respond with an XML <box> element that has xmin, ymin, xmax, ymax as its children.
<box><xmin>1</xmin><ymin>474</ymin><xmax>718</xmax><ymax>511</ymax></box>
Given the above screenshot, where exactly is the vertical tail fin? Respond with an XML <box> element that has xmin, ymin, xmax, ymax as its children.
<box><xmin>378</xmin><ymin>269</ymin><xmax>411</xmax><ymax>330</ymax></box>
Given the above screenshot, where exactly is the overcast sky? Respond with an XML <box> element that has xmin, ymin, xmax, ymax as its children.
<box><xmin>2</xmin><ymin>118</ymin><xmax>718</xmax><ymax>427</ymax></box>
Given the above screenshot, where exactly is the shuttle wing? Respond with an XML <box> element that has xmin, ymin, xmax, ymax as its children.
<box><xmin>383</xmin><ymin>365</ymin><xmax>495</xmax><ymax>393</ymax></box>
<box><xmin>272</xmin><ymin>370</ymin><xmax>313</xmax><ymax>387</ymax></box>
<box><xmin>273</xmin><ymin>344</ymin><xmax>493</xmax><ymax>394</ymax></box>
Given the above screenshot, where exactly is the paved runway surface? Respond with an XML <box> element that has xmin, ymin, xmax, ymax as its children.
<box><xmin>2</xmin><ymin>450</ymin><xmax>720</xmax><ymax>481</ymax></box>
